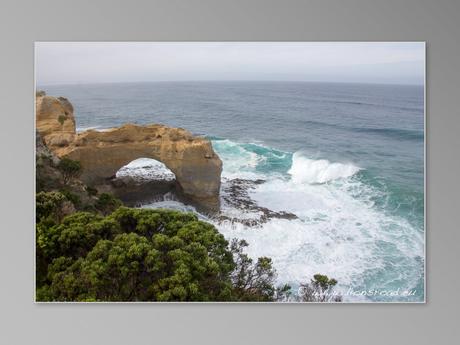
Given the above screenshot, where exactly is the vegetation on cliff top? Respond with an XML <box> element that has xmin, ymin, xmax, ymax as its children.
<box><xmin>36</xmin><ymin>205</ymin><xmax>285</xmax><ymax>301</ymax></box>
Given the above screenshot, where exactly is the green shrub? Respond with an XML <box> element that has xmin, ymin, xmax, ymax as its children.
<box><xmin>229</xmin><ymin>239</ymin><xmax>278</xmax><ymax>301</ymax></box>
<box><xmin>298</xmin><ymin>274</ymin><xmax>342</xmax><ymax>302</ymax></box>
<box><xmin>58</xmin><ymin>115</ymin><xmax>66</xmax><ymax>125</ymax></box>
<box><xmin>37</xmin><ymin>212</ymin><xmax>120</xmax><ymax>261</ymax></box>
<box><xmin>95</xmin><ymin>193</ymin><xmax>122</xmax><ymax>215</ymax></box>
<box><xmin>82</xmin><ymin>204</ymin><xmax>97</xmax><ymax>212</ymax></box>
<box><xmin>85</xmin><ymin>186</ymin><xmax>98</xmax><ymax>196</ymax></box>
<box><xmin>36</xmin><ymin>208</ymin><xmax>235</xmax><ymax>301</ymax></box>
<box><xmin>60</xmin><ymin>189</ymin><xmax>81</xmax><ymax>207</ymax></box>
<box><xmin>57</xmin><ymin>158</ymin><xmax>82</xmax><ymax>184</ymax></box>
<box><xmin>36</xmin><ymin>191</ymin><xmax>66</xmax><ymax>223</ymax></box>
<box><xmin>35</xmin><ymin>204</ymin><xmax>336</xmax><ymax>302</ymax></box>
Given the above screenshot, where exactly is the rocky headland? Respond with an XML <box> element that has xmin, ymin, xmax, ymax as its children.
<box><xmin>36</xmin><ymin>92</ymin><xmax>222</xmax><ymax>211</ymax></box>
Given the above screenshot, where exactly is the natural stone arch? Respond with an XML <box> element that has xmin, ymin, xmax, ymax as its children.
<box><xmin>36</xmin><ymin>94</ymin><xmax>222</xmax><ymax>210</ymax></box>
<box><xmin>60</xmin><ymin>124</ymin><xmax>222</xmax><ymax>209</ymax></box>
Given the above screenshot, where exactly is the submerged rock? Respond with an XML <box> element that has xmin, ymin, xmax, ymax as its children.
<box><xmin>217</xmin><ymin>178</ymin><xmax>298</xmax><ymax>226</ymax></box>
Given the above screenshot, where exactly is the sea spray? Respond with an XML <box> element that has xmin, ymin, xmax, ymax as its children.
<box><xmin>288</xmin><ymin>151</ymin><xmax>361</xmax><ymax>184</ymax></box>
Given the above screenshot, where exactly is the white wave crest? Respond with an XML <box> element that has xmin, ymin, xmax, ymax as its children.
<box><xmin>288</xmin><ymin>152</ymin><xmax>361</xmax><ymax>184</ymax></box>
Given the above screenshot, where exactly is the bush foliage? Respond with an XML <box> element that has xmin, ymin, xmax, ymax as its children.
<box><xmin>36</xmin><ymin>191</ymin><xmax>67</xmax><ymax>223</ymax></box>
<box><xmin>95</xmin><ymin>193</ymin><xmax>122</xmax><ymax>215</ymax></box>
<box><xmin>36</xmin><ymin>207</ymin><xmax>283</xmax><ymax>302</ymax></box>
<box><xmin>298</xmin><ymin>274</ymin><xmax>343</xmax><ymax>302</ymax></box>
<box><xmin>57</xmin><ymin>158</ymin><xmax>82</xmax><ymax>184</ymax></box>
<box><xmin>58</xmin><ymin>115</ymin><xmax>67</xmax><ymax>125</ymax></box>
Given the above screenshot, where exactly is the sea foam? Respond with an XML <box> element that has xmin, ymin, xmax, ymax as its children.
<box><xmin>288</xmin><ymin>151</ymin><xmax>361</xmax><ymax>184</ymax></box>
<box><xmin>218</xmin><ymin>175</ymin><xmax>424</xmax><ymax>301</ymax></box>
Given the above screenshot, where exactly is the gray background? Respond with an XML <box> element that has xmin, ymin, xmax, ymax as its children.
<box><xmin>0</xmin><ymin>0</ymin><xmax>459</xmax><ymax>344</ymax></box>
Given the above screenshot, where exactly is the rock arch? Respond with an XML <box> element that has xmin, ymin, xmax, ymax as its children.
<box><xmin>36</xmin><ymin>94</ymin><xmax>222</xmax><ymax>210</ymax></box>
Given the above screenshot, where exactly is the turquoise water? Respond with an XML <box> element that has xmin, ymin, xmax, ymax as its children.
<box><xmin>41</xmin><ymin>81</ymin><xmax>425</xmax><ymax>301</ymax></box>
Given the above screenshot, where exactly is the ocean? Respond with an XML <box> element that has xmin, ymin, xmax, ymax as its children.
<box><xmin>40</xmin><ymin>81</ymin><xmax>425</xmax><ymax>302</ymax></box>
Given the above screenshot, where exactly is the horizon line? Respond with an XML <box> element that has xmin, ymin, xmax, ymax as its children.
<box><xmin>37</xmin><ymin>79</ymin><xmax>424</xmax><ymax>88</ymax></box>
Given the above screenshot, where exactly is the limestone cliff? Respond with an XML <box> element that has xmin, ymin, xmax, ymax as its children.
<box><xmin>36</xmin><ymin>94</ymin><xmax>76</xmax><ymax>147</ymax></box>
<box><xmin>36</xmin><ymin>93</ymin><xmax>222</xmax><ymax>210</ymax></box>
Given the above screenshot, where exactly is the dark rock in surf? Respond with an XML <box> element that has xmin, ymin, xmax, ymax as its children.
<box><xmin>217</xmin><ymin>178</ymin><xmax>298</xmax><ymax>226</ymax></box>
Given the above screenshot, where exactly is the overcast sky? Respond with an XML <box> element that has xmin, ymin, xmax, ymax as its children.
<box><xmin>35</xmin><ymin>42</ymin><xmax>425</xmax><ymax>85</ymax></box>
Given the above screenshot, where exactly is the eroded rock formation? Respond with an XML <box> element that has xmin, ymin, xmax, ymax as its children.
<box><xmin>36</xmin><ymin>94</ymin><xmax>76</xmax><ymax>147</ymax></box>
<box><xmin>36</xmin><ymin>93</ymin><xmax>222</xmax><ymax>210</ymax></box>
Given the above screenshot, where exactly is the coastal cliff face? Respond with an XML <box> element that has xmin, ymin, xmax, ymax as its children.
<box><xmin>36</xmin><ymin>95</ymin><xmax>76</xmax><ymax>147</ymax></box>
<box><xmin>36</xmin><ymin>93</ymin><xmax>222</xmax><ymax>210</ymax></box>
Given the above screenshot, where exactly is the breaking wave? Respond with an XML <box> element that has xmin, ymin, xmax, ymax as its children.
<box><xmin>288</xmin><ymin>151</ymin><xmax>361</xmax><ymax>184</ymax></box>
